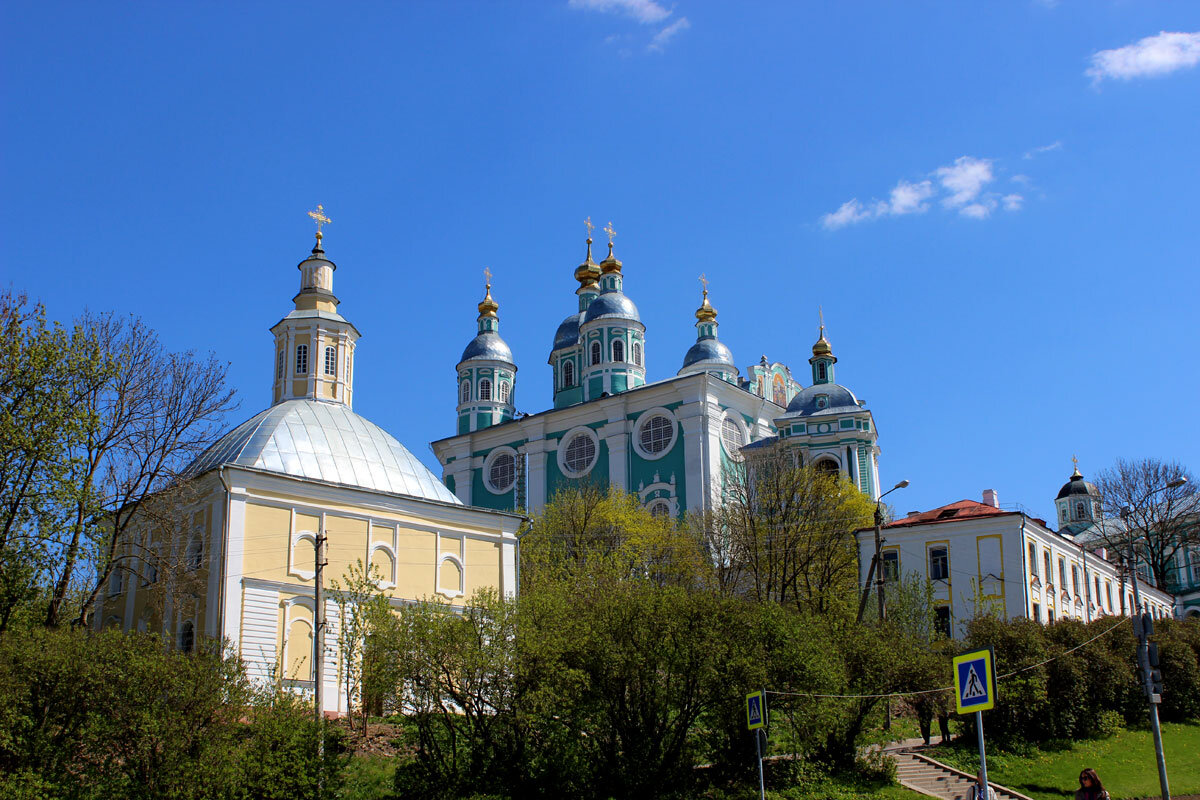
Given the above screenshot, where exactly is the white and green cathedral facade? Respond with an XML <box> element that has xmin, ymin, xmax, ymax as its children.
<box><xmin>431</xmin><ymin>233</ymin><xmax>884</xmax><ymax>517</ymax></box>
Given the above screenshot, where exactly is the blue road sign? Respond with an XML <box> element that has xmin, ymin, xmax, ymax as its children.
<box><xmin>746</xmin><ymin>691</ymin><xmax>765</xmax><ymax>730</ymax></box>
<box><xmin>953</xmin><ymin>647</ymin><xmax>995</xmax><ymax>714</ymax></box>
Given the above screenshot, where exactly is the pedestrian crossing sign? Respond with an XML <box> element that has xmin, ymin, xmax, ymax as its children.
<box><xmin>952</xmin><ymin>647</ymin><xmax>996</xmax><ymax>714</ymax></box>
<box><xmin>746</xmin><ymin>691</ymin><xmax>765</xmax><ymax>730</ymax></box>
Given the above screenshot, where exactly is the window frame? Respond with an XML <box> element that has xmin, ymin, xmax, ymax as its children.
<box><xmin>478</xmin><ymin>377</ymin><xmax>492</xmax><ymax>401</ymax></box>
<box><xmin>460</xmin><ymin>380</ymin><xmax>471</xmax><ymax>404</ymax></box>
<box><xmin>324</xmin><ymin>345</ymin><xmax>337</xmax><ymax>376</ymax></box>
<box><xmin>720</xmin><ymin>411</ymin><xmax>749</xmax><ymax>462</ymax></box>
<box><xmin>295</xmin><ymin>344</ymin><xmax>308</xmax><ymax>375</ymax></box>
<box><xmin>590</xmin><ymin>341</ymin><xmax>602</xmax><ymax>366</ymax></box>
<box><xmin>929</xmin><ymin>546</ymin><xmax>949</xmax><ymax>581</ymax></box>
<box><xmin>632</xmin><ymin>341</ymin><xmax>642</xmax><ymax>367</ymax></box>
<box><xmin>562</xmin><ymin>360</ymin><xmax>575</xmax><ymax>388</ymax></box>
<box><xmin>498</xmin><ymin>381</ymin><xmax>510</xmax><ymax>403</ymax></box>
<box><xmin>483</xmin><ymin>447</ymin><xmax>519</xmax><ymax>494</ymax></box>
<box><xmin>612</xmin><ymin>338</ymin><xmax>625</xmax><ymax>363</ymax></box>
<box><xmin>557</xmin><ymin>426</ymin><xmax>599</xmax><ymax>478</ymax></box>
<box><xmin>632</xmin><ymin>408</ymin><xmax>677</xmax><ymax>461</ymax></box>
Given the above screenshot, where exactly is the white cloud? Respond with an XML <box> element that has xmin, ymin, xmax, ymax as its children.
<box><xmin>568</xmin><ymin>0</ymin><xmax>671</xmax><ymax>24</ymax></box>
<box><xmin>1023</xmin><ymin>141</ymin><xmax>1062</xmax><ymax>159</ymax></box>
<box><xmin>937</xmin><ymin>156</ymin><xmax>994</xmax><ymax>210</ymax></box>
<box><xmin>1011</xmin><ymin>174</ymin><xmax>1032</xmax><ymax>186</ymax></box>
<box><xmin>1086</xmin><ymin>31</ymin><xmax>1200</xmax><ymax>83</ymax></box>
<box><xmin>648</xmin><ymin>16</ymin><xmax>690</xmax><ymax>51</ymax></box>
<box><xmin>820</xmin><ymin>199</ymin><xmax>875</xmax><ymax>231</ymax></box>
<box><xmin>888</xmin><ymin>180</ymin><xmax>934</xmax><ymax>214</ymax></box>
<box><xmin>821</xmin><ymin>155</ymin><xmax>1033</xmax><ymax>229</ymax></box>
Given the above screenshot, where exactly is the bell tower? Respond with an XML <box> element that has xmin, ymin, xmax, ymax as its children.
<box><xmin>269</xmin><ymin>206</ymin><xmax>361</xmax><ymax>408</ymax></box>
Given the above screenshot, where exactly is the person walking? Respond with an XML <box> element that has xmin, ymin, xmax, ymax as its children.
<box><xmin>968</xmin><ymin>770</ymin><xmax>997</xmax><ymax>800</ymax></box>
<box><xmin>1075</xmin><ymin>768</ymin><xmax>1110</xmax><ymax>800</ymax></box>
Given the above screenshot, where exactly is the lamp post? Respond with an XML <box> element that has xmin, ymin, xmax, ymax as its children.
<box><xmin>1120</xmin><ymin>476</ymin><xmax>1188</xmax><ymax>800</ymax></box>
<box><xmin>874</xmin><ymin>479</ymin><xmax>910</xmax><ymax>623</ymax></box>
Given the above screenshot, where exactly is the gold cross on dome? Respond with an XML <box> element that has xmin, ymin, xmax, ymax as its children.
<box><xmin>307</xmin><ymin>204</ymin><xmax>331</xmax><ymax>234</ymax></box>
<box><xmin>699</xmin><ymin>273</ymin><xmax>709</xmax><ymax>294</ymax></box>
<box><xmin>483</xmin><ymin>266</ymin><xmax>492</xmax><ymax>288</ymax></box>
<box><xmin>584</xmin><ymin>216</ymin><xmax>594</xmax><ymax>240</ymax></box>
<box><xmin>603</xmin><ymin>221</ymin><xmax>617</xmax><ymax>245</ymax></box>
<box><xmin>1072</xmin><ymin>454</ymin><xmax>1079</xmax><ymax>470</ymax></box>
<box><xmin>818</xmin><ymin>305</ymin><xmax>825</xmax><ymax>333</ymax></box>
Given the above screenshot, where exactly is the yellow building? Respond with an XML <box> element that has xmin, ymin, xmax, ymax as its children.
<box><xmin>94</xmin><ymin>221</ymin><xmax>521</xmax><ymax>715</ymax></box>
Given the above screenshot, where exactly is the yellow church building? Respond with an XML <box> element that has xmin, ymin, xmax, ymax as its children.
<box><xmin>94</xmin><ymin>214</ymin><xmax>522</xmax><ymax>715</ymax></box>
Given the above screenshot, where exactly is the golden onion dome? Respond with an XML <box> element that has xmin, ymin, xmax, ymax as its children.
<box><xmin>812</xmin><ymin>328</ymin><xmax>833</xmax><ymax>357</ymax></box>
<box><xmin>599</xmin><ymin>241</ymin><xmax>623</xmax><ymax>274</ymax></box>
<box><xmin>695</xmin><ymin>288</ymin><xmax>717</xmax><ymax>322</ymax></box>
<box><xmin>477</xmin><ymin>279</ymin><xmax>498</xmax><ymax>318</ymax></box>
<box><xmin>574</xmin><ymin>237</ymin><xmax>601</xmax><ymax>287</ymax></box>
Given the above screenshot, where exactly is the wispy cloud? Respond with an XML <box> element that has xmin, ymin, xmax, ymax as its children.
<box><xmin>821</xmin><ymin>155</ymin><xmax>1024</xmax><ymax>230</ymax></box>
<box><xmin>568</xmin><ymin>0</ymin><xmax>670</xmax><ymax>24</ymax></box>
<box><xmin>648</xmin><ymin>17</ymin><xmax>690</xmax><ymax>51</ymax></box>
<box><xmin>1086</xmin><ymin>31</ymin><xmax>1200</xmax><ymax>83</ymax></box>
<box><xmin>1023</xmin><ymin>141</ymin><xmax>1062</xmax><ymax>160</ymax></box>
<box><xmin>570</xmin><ymin>0</ymin><xmax>691</xmax><ymax>52</ymax></box>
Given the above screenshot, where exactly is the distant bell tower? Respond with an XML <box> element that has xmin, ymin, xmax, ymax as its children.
<box><xmin>269</xmin><ymin>205</ymin><xmax>360</xmax><ymax>408</ymax></box>
<box><xmin>810</xmin><ymin>306</ymin><xmax>836</xmax><ymax>385</ymax></box>
<box><xmin>456</xmin><ymin>269</ymin><xmax>517</xmax><ymax>434</ymax></box>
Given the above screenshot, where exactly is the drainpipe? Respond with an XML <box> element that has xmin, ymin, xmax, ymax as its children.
<box><xmin>1018</xmin><ymin>514</ymin><xmax>1029</xmax><ymax>621</ymax></box>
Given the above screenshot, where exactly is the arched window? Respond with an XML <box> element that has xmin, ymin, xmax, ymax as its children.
<box><xmin>324</xmin><ymin>346</ymin><xmax>336</xmax><ymax>376</ymax></box>
<box><xmin>814</xmin><ymin>458</ymin><xmax>839</xmax><ymax>474</ymax></box>
<box><xmin>638</xmin><ymin>414</ymin><xmax>674</xmax><ymax>455</ymax></box>
<box><xmin>632</xmin><ymin>342</ymin><xmax>642</xmax><ymax>366</ymax></box>
<box><xmin>276</xmin><ymin>349</ymin><xmax>284</xmax><ymax>379</ymax></box>
<box><xmin>612</xmin><ymin>339</ymin><xmax>625</xmax><ymax>362</ymax></box>
<box><xmin>818</xmin><ymin>362</ymin><xmax>827</xmax><ymax>381</ymax></box>
<box><xmin>1043</xmin><ymin>551</ymin><xmax>1052</xmax><ymax>587</ymax></box>
<box><xmin>1075</xmin><ymin>501</ymin><xmax>1086</xmax><ymax>519</ymax></box>
<box><xmin>460</xmin><ymin>380</ymin><xmax>471</xmax><ymax>403</ymax></box>
<box><xmin>295</xmin><ymin>344</ymin><xmax>308</xmax><ymax>375</ymax></box>
<box><xmin>478</xmin><ymin>378</ymin><xmax>492</xmax><ymax>401</ymax></box>
<box><xmin>562</xmin><ymin>361</ymin><xmax>575</xmax><ymax>388</ymax></box>
<box><xmin>498</xmin><ymin>381</ymin><xmax>510</xmax><ymax>403</ymax></box>
<box><xmin>561</xmin><ymin>431</ymin><xmax>597</xmax><ymax>476</ymax></box>
<box><xmin>591</xmin><ymin>341</ymin><xmax>602</xmax><ymax>365</ymax></box>
<box><xmin>180</xmin><ymin>621</ymin><xmax>195</xmax><ymax>654</ymax></box>
<box><xmin>721</xmin><ymin>416</ymin><xmax>746</xmax><ymax>461</ymax></box>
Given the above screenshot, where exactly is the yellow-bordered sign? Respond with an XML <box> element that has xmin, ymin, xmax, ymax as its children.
<box><xmin>746</xmin><ymin>691</ymin><xmax>765</xmax><ymax>730</ymax></box>
<box><xmin>952</xmin><ymin>646</ymin><xmax>996</xmax><ymax>714</ymax></box>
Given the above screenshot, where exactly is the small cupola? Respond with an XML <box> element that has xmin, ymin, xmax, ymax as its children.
<box><xmin>456</xmin><ymin>269</ymin><xmax>517</xmax><ymax>433</ymax></box>
<box><xmin>809</xmin><ymin>306</ymin><xmax>837</xmax><ymax>385</ymax></box>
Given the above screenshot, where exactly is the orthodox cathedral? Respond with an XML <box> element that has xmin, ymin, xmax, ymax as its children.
<box><xmin>431</xmin><ymin>224</ymin><xmax>884</xmax><ymax>517</ymax></box>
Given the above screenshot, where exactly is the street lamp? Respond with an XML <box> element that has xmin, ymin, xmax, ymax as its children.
<box><xmin>1120</xmin><ymin>475</ymin><xmax>1187</xmax><ymax>800</ymax></box>
<box><xmin>874</xmin><ymin>479</ymin><xmax>910</xmax><ymax>623</ymax></box>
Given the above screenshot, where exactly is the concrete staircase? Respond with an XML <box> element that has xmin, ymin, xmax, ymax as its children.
<box><xmin>892</xmin><ymin>750</ymin><xmax>1033</xmax><ymax>800</ymax></box>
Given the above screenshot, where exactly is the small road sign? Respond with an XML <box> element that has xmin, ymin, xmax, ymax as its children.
<box><xmin>746</xmin><ymin>691</ymin><xmax>765</xmax><ymax>730</ymax></box>
<box><xmin>953</xmin><ymin>647</ymin><xmax>996</xmax><ymax>714</ymax></box>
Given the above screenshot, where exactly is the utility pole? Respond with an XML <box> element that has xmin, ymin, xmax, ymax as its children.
<box><xmin>1124</xmin><ymin>507</ymin><xmax>1171</xmax><ymax>800</ymax></box>
<box><xmin>874</xmin><ymin>503</ymin><xmax>886</xmax><ymax>623</ymax></box>
<box><xmin>314</xmin><ymin>524</ymin><xmax>327</xmax><ymax>781</ymax></box>
<box><xmin>1121</xmin><ymin>475</ymin><xmax>1187</xmax><ymax>800</ymax></box>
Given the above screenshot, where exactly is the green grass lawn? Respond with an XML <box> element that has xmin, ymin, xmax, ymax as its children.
<box><xmin>923</xmin><ymin>722</ymin><xmax>1200</xmax><ymax>800</ymax></box>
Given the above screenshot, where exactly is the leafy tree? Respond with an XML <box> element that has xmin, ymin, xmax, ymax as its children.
<box><xmin>710</xmin><ymin>444</ymin><xmax>875</xmax><ymax>616</ymax></box>
<box><xmin>329</xmin><ymin>558</ymin><xmax>392</xmax><ymax>734</ymax></box>
<box><xmin>1093</xmin><ymin>458</ymin><xmax>1197</xmax><ymax>592</ymax></box>
<box><xmin>0</xmin><ymin>291</ymin><xmax>103</xmax><ymax>634</ymax></box>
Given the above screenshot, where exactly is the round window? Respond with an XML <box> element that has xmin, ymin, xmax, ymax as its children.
<box><xmin>721</xmin><ymin>415</ymin><xmax>746</xmax><ymax>460</ymax></box>
<box><xmin>647</xmin><ymin>499</ymin><xmax>671</xmax><ymax>518</ymax></box>
<box><xmin>562</xmin><ymin>432</ymin><xmax>597</xmax><ymax>476</ymax></box>
<box><xmin>486</xmin><ymin>451</ymin><xmax>516</xmax><ymax>493</ymax></box>
<box><xmin>636</xmin><ymin>413</ymin><xmax>675</xmax><ymax>459</ymax></box>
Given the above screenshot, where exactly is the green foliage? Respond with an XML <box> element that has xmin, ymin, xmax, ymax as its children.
<box><xmin>0</xmin><ymin>625</ymin><xmax>346</xmax><ymax>799</ymax></box>
<box><xmin>959</xmin><ymin>615</ymin><xmax>1200</xmax><ymax>748</ymax></box>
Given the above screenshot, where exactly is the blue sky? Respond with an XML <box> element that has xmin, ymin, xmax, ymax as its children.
<box><xmin>3</xmin><ymin>1</ymin><xmax>1198</xmax><ymax>523</ymax></box>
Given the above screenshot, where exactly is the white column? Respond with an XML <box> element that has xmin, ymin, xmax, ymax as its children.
<box><xmin>602</xmin><ymin>418</ymin><xmax>631</xmax><ymax>492</ymax></box>
<box><xmin>677</xmin><ymin>405</ymin><xmax>706</xmax><ymax>514</ymax></box>
<box><xmin>524</xmin><ymin>439</ymin><xmax>551</xmax><ymax>514</ymax></box>
<box><xmin>221</xmin><ymin>486</ymin><xmax>248</xmax><ymax>648</ymax></box>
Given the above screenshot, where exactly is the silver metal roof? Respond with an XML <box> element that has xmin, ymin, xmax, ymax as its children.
<box><xmin>681</xmin><ymin>338</ymin><xmax>735</xmax><ymax>369</ymax></box>
<box><xmin>460</xmin><ymin>332</ymin><xmax>514</xmax><ymax>364</ymax></box>
<box><xmin>583</xmin><ymin>291</ymin><xmax>641</xmax><ymax>324</ymax></box>
<box><xmin>185</xmin><ymin>399</ymin><xmax>461</xmax><ymax>504</ymax></box>
<box><xmin>783</xmin><ymin>383</ymin><xmax>865</xmax><ymax>417</ymax></box>
<box><xmin>552</xmin><ymin>312</ymin><xmax>582</xmax><ymax>351</ymax></box>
